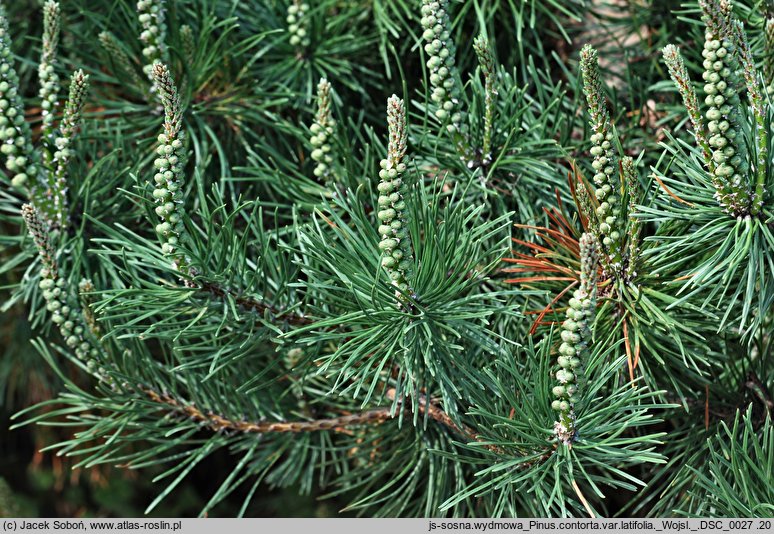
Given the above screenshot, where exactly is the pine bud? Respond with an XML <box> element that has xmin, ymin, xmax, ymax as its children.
<box><xmin>695</xmin><ymin>0</ymin><xmax>751</xmax><ymax>215</ymax></box>
<box><xmin>150</xmin><ymin>63</ymin><xmax>188</xmax><ymax>266</ymax></box>
<box><xmin>420</xmin><ymin>0</ymin><xmax>465</xmax><ymax>136</ymax></box>
<box><xmin>552</xmin><ymin>233</ymin><xmax>597</xmax><ymax>445</ymax></box>
<box><xmin>38</xmin><ymin>1</ymin><xmax>61</xmax><ymax>140</ymax></box>
<box><xmin>309</xmin><ymin>79</ymin><xmax>337</xmax><ymax>187</ymax></box>
<box><xmin>98</xmin><ymin>31</ymin><xmax>145</xmax><ymax>89</ymax></box>
<box><xmin>473</xmin><ymin>34</ymin><xmax>496</xmax><ymax>161</ymax></box>
<box><xmin>47</xmin><ymin>70</ymin><xmax>89</xmax><ymax>229</ymax></box>
<box><xmin>377</xmin><ymin>96</ymin><xmax>414</xmax><ymax>304</ymax></box>
<box><xmin>580</xmin><ymin>45</ymin><xmax>624</xmax><ymax>274</ymax></box>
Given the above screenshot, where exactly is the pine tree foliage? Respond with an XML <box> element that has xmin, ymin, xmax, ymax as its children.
<box><xmin>0</xmin><ymin>0</ymin><xmax>772</xmax><ymax>519</ymax></box>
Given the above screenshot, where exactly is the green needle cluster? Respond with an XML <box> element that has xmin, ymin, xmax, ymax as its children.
<box><xmin>0</xmin><ymin>10</ymin><xmax>36</xmax><ymax>189</ymax></box>
<box><xmin>552</xmin><ymin>233</ymin><xmax>598</xmax><ymax>445</ymax></box>
<box><xmin>377</xmin><ymin>95</ymin><xmax>413</xmax><ymax>298</ymax></box>
<box><xmin>310</xmin><ymin>78</ymin><xmax>336</xmax><ymax>185</ymax></box>
<box><xmin>420</xmin><ymin>0</ymin><xmax>464</xmax><ymax>135</ymax></box>
<box><xmin>150</xmin><ymin>63</ymin><xmax>188</xmax><ymax>265</ymax></box>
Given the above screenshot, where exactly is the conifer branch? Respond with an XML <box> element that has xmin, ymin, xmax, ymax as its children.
<box><xmin>196</xmin><ymin>279</ymin><xmax>312</xmax><ymax>326</ymax></box>
<box><xmin>144</xmin><ymin>386</ymin><xmax>484</xmax><ymax>444</ymax></box>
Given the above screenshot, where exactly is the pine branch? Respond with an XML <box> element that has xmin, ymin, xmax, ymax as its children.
<box><xmin>144</xmin><ymin>387</ymin><xmax>395</xmax><ymax>433</ymax></box>
<box><xmin>196</xmin><ymin>279</ymin><xmax>312</xmax><ymax>326</ymax></box>
<box><xmin>143</xmin><ymin>386</ymin><xmax>488</xmax><ymax>446</ymax></box>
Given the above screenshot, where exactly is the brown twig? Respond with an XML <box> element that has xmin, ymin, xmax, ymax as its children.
<box><xmin>196</xmin><ymin>279</ymin><xmax>312</xmax><ymax>326</ymax></box>
<box><xmin>144</xmin><ymin>386</ymin><xmax>480</xmax><ymax>442</ymax></box>
<box><xmin>144</xmin><ymin>387</ymin><xmax>391</xmax><ymax>433</ymax></box>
